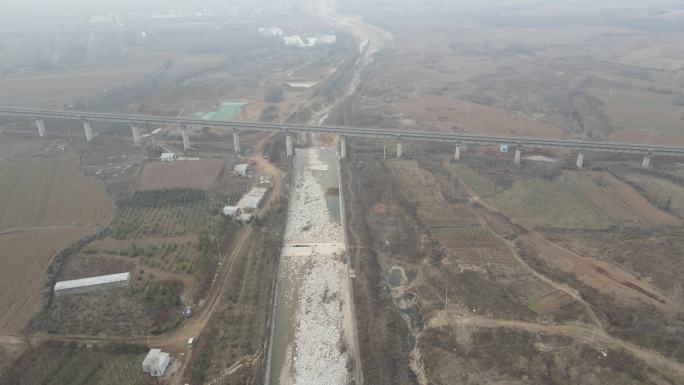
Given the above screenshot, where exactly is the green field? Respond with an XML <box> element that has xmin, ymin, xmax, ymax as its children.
<box><xmin>619</xmin><ymin>172</ymin><xmax>684</xmax><ymax>216</ymax></box>
<box><xmin>451</xmin><ymin>162</ymin><xmax>498</xmax><ymax>197</ymax></box>
<box><xmin>452</xmin><ymin>164</ymin><xmax>613</xmax><ymax>228</ymax></box>
<box><xmin>489</xmin><ymin>177</ymin><xmax>613</xmax><ymax>228</ymax></box>
<box><xmin>200</xmin><ymin>101</ymin><xmax>247</xmax><ymax>121</ymax></box>
<box><xmin>0</xmin><ymin>156</ymin><xmax>114</xmax><ymax>231</ymax></box>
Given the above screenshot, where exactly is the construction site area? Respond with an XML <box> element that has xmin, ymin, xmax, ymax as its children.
<box><xmin>1</xmin><ymin>0</ymin><xmax>684</xmax><ymax>385</ymax></box>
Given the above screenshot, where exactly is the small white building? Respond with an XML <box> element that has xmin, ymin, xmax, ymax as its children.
<box><xmin>237</xmin><ymin>187</ymin><xmax>268</xmax><ymax>211</ymax></box>
<box><xmin>142</xmin><ymin>349</ymin><xmax>171</xmax><ymax>377</ymax></box>
<box><xmin>142</xmin><ymin>349</ymin><xmax>161</xmax><ymax>373</ymax></box>
<box><xmin>161</xmin><ymin>152</ymin><xmax>177</xmax><ymax>162</ymax></box>
<box><xmin>222</xmin><ymin>206</ymin><xmax>240</xmax><ymax>217</ymax></box>
<box><xmin>54</xmin><ymin>272</ymin><xmax>131</xmax><ymax>296</ymax></box>
<box><xmin>499</xmin><ymin>144</ymin><xmax>510</xmax><ymax>153</ymax></box>
<box><xmin>234</xmin><ymin>163</ymin><xmax>249</xmax><ymax>177</ymax></box>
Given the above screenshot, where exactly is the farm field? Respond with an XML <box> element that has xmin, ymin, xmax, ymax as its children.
<box><xmin>135</xmin><ymin>160</ymin><xmax>226</xmax><ymax>192</ymax></box>
<box><xmin>616</xmin><ymin>171</ymin><xmax>684</xmax><ymax>217</ymax></box>
<box><xmin>0</xmin><ymin>226</ymin><xmax>93</xmax><ymax>333</ymax></box>
<box><xmin>0</xmin><ymin>51</ymin><xmax>172</xmax><ymax>107</ymax></box>
<box><xmin>111</xmin><ymin>189</ymin><xmax>217</xmax><ymax>239</ymax></box>
<box><xmin>0</xmin><ymin>156</ymin><xmax>114</xmax><ymax>231</ymax></box>
<box><xmin>451</xmin><ymin>162</ymin><xmax>680</xmax><ymax>229</ymax></box>
<box><xmin>342</xmin><ymin>144</ymin><xmax>684</xmax><ymax>383</ymax></box>
<box><xmin>190</xmin><ymin>200</ymin><xmax>286</xmax><ymax>385</ymax></box>
<box><xmin>586</xmin><ymin>85</ymin><xmax>683</xmax><ymax>136</ymax></box>
<box><xmin>0</xmin><ymin>342</ymin><xmax>149</xmax><ymax>385</ymax></box>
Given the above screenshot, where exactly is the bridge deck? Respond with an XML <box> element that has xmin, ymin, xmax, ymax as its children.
<box><xmin>1</xmin><ymin>107</ymin><xmax>683</xmax><ymax>156</ymax></box>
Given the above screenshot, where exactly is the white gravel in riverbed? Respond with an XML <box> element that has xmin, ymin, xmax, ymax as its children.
<box><xmin>285</xmin><ymin>148</ymin><xmax>342</xmax><ymax>244</ymax></box>
<box><xmin>281</xmin><ymin>147</ymin><xmax>348</xmax><ymax>385</ymax></box>
<box><xmin>293</xmin><ymin>256</ymin><xmax>347</xmax><ymax>385</ymax></box>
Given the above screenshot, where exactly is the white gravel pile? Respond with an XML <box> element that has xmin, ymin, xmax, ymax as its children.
<box><xmin>285</xmin><ymin>149</ymin><xmax>342</xmax><ymax>244</ymax></box>
<box><xmin>293</xmin><ymin>256</ymin><xmax>347</xmax><ymax>385</ymax></box>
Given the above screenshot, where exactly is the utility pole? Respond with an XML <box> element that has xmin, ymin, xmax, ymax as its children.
<box><xmin>445</xmin><ymin>288</ymin><xmax>448</xmax><ymax>311</ymax></box>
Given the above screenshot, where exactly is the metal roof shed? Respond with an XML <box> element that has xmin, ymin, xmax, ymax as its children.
<box><xmin>142</xmin><ymin>349</ymin><xmax>161</xmax><ymax>373</ymax></box>
<box><xmin>152</xmin><ymin>352</ymin><xmax>171</xmax><ymax>377</ymax></box>
<box><xmin>238</xmin><ymin>187</ymin><xmax>268</xmax><ymax>210</ymax></box>
<box><xmin>54</xmin><ymin>272</ymin><xmax>131</xmax><ymax>296</ymax></box>
<box><xmin>234</xmin><ymin>163</ymin><xmax>249</xmax><ymax>176</ymax></box>
<box><xmin>222</xmin><ymin>206</ymin><xmax>240</xmax><ymax>217</ymax></box>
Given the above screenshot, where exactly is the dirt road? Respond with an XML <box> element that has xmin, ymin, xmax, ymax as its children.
<box><xmin>0</xmin><ymin>134</ymin><xmax>284</xmax><ymax>384</ymax></box>
<box><xmin>430</xmin><ymin>310</ymin><xmax>684</xmax><ymax>382</ymax></box>
<box><xmin>444</xmin><ymin>158</ymin><xmax>669</xmax><ymax>309</ymax></box>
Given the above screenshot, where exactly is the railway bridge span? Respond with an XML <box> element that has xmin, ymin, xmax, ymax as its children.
<box><xmin>2</xmin><ymin>106</ymin><xmax>683</xmax><ymax>168</ymax></box>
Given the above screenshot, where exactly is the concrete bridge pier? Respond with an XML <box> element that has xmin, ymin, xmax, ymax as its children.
<box><xmin>514</xmin><ymin>146</ymin><xmax>522</xmax><ymax>165</ymax></box>
<box><xmin>340</xmin><ymin>135</ymin><xmax>347</xmax><ymax>159</ymax></box>
<box><xmin>35</xmin><ymin>118</ymin><xmax>46</xmax><ymax>137</ymax></box>
<box><xmin>233</xmin><ymin>129</ymin><xmax>241</xmax><ymax>155</ymax></box>
<box><xmin>397</xmin><ymin>140</ymin><xmax>403</xmax><ymax>158</ymax></box>
<box><xmin>131</xmin><ymin>126</ymin><xmax>141</xmax><ymax>145</ymax></box>
<box><xmin>286</xmin><ymin>132</ymin><xmax>293</xmax><ymax>158</ymax></box>
<box><xmin>454</xmin><ymin>144</ymin><xmax>462</xmax><ymax>161</ymax></box>
<box><xmin>642</xmin><ymin>155</ymin><xmax>651</xmax><ymax>168</ymax></box>
<box><xmin>83</xmin><ymin>121</ymin><xmax>94</xmax><ymax>142</ymax></box>
<box><xmin>182</xmin><ymin>127</ymin><xmax>191</xmax><ymax>151</ymax></box>
<box><xmin>576</xmin><ymin>152</ymin><xmax>585</xmax><ymax>169</ymax></box>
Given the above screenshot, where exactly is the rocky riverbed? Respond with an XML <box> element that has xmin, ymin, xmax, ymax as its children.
<box><xmin>268</xmin><ymin>147</ymin><xmax>350</xmax><ymax>385</ymax></box>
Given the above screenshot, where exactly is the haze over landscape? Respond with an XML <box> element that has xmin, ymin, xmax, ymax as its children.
<box><xmin>1</xmin><ymin>0</ymin><xmax>684</xmax><ymax>384</ymax></box>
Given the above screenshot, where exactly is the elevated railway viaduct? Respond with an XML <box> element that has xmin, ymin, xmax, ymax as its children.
<box><xmin>2</xmin><ymin>106</ymin><xmax>684</xmax><ymax>168</ymax></box>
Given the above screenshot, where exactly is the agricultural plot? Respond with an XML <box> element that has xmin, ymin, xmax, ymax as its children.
<box><xmin>0</xmin><ymin>227</ymin><xmax>92</xmax><ymax>333</ymax></box>
<box><xmin>190</xmin><ymin>199</ymin><xmax>286</xmax><ymax>385</ymax></box>
<box><xmin>0</xmin><ymin>156</ymin><xmax>114</xmax><ymax>231</ymax></box>
<box><xmin>111</xmin><ymin>189</ymin><xmax>217</xmax><ymax>239</ymax></box>
<box><xmin>586</xmin><ymin>84</ymin><xmax>684</xmax><ymax>136</ymax></box>
<box><xmin>457</xmin><ymin>166</ymin><xmax>681</xmax><ymax>229</ymax></box>
<box><xmin>381</xmin><ymin>159</ymin><xmax>591</xmax><ymax>321</ymax></box>
<box><xmin>0</xmin><ymin>342</ymin><xmax>149</xmax><ymax>385</ymax></box>
<box><xmin>135</xmin><ymin>159</ymin><xmax>225</xmax><ymax>192</ymax></box>
<box><xmin>617</xmin><ymin>172</ymin><xmax>684</xmax><ymax>217</ymax></box>
<box><xmin>489</xmin><ymin>176</ymin><xmax>614</xmax><ymax>229</ymax></box>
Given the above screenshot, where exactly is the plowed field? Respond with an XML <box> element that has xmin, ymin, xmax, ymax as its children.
<box><xmin>0</xmin><ymin>227</ymin><xmax>93</xmax><ymax>333</ymax></box>
<box><xmin>0</xmin><ymin>156</ymin><xmax>114</xmax><ymax>231</ymax></box>
<box><xmin>135</xmin><ymin>160</ymin><xmax>225</xmax><ymax>191</ymax></box>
